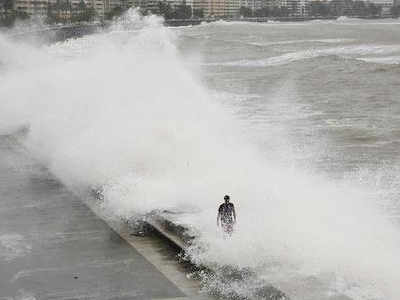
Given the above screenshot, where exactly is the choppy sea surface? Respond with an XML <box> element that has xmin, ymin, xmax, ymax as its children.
<box><xmin>175</xmin><ymin>18</ymin><xmax>400</xmax><ymax>300</ymax></box>
<box><xmin>179</xmin><ymin>18</ymin><xmax>400</xmax><ymax>174</ymax></box>
<box><xmin>1</xmin><ymin>13</ymin><xmax>400</xmax><ymax>300</ymax></box>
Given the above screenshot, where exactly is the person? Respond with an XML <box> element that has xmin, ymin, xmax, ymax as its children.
<box><xmin>217</xmin><ymin>195</ymin><xmax>236</xmax><ymax>235</ymax></box>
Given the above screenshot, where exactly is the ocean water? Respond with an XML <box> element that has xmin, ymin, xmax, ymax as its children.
<box><xmin>1</xmin><ymin>11</ymin><xmax>400</xmax><ymax>300</ymax></box>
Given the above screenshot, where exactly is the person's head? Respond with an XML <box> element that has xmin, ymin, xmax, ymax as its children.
<box><xmin>224</xmin><ymin>195</ymin><xmax>230</xmax><ymax>203</ymax></box>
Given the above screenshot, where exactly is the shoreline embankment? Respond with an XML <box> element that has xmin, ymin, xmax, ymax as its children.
<box><xmin>165</xmin><ymin>15</ymin><xmax>396</xmax><ymax>26</ymax></box>
<box><xmin>7</xmin><ymin>14</ymin><xmax>398</xmax><ymax>43</ymax></box>
<box><xmin>0</xmin><ymin>134</ymin><xmax>201</xmax><ymax>300</ymax></box>
<box><xmin>142</xmin><ymin>212</ymin><xmax>289</xmax><ymax>300</ymax></box>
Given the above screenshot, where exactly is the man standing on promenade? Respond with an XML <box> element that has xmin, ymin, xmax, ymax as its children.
<box><xmin>217</xmin><ymin>195</ymin><xmax>236</xmax><ymax>235</ymax></box>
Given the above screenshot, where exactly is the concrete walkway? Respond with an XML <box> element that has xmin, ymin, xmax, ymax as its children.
<box><xmin>0</xmin><ymin>135</ymin><xmax>211</xmax><ymax>300</ymax></box>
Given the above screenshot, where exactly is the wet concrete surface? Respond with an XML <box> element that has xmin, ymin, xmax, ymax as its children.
<box><xmin>0</xmin><ymin>135</ymin><xmax>186</xmax><ymax>300</ymax></box>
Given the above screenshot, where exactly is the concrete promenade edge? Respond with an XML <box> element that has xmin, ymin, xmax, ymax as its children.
<box><xmin>0</xmin><ymin>135</ymin><xmax>212</xmax><ymax>300</ymax></box>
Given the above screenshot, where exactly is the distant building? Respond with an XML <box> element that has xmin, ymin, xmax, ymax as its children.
<box><xmin>262</xmin><ymin>0</ymin><xmax>282</xmax><ymax>9</ymax></box>
<box><xmin>185</xmin><ymin>0</ymin><xmax>194</xmax><ymax>8</ymax></box>
<box><xmin>15</xmin><ymin>0</ymin><xmax>48</xmax><ymax>17</ymax></box>
<box><xmin>203</xmin><ymin>0</ymin><xmax>226</xmax><ymax>16</ymax></box>
<box><xmin>226</xmin><ymin>0</ymin><xmax>241</xmax><ymax>15</ymax></box>
<box><xmin>165</xmin><ymin>0</ymin><xmax>186</xmax><ymax>8</ymax></box>
<box><xmin>14</xmin><ymin>0</ymin><xmax>108</xmax><ymax>19</ymax></box>
<box><xmin>193</xmin><ymin>0</ymin><xmax>240</xmax><ymax>17</ymax></box>
<box><xmin>91</xmin><ymin>0</ymin><xmax>106</xmax><ymax>17</ymax></box>
<box><xmin>241</xmin><ymin>0</ymin><xmax>262</xmax><ymax>10</ymax></box>
<box><xmin>141</xmin><ymin>0</ymin><xmax>160</xmax><ymax>13</ymax></box>
<box><xmin>193</xmin><ymin>0</ymin><xmax>207</xmax><ymax>16</ymax></box>
<box><xmin>238</xmin><ymin>0</ymin><xmax>310</xmax><ymax>15</ymax></box>
<box><xmin>105</xmin><ymin>0</ymin><xmax>118</xmax><ymax>13</ymax></box>
<box><xmin>369</xmin><ymin>0</ymin><xmax>395</xmax><ymax>15</ymax></box>
<box><xmin>289</xmin><ymin>0</ymin><xmax>310</xmax><ymax>15</ymax></box>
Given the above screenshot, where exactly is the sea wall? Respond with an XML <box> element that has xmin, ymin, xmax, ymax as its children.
<box><xmin>10</xmin><ymin>24</ymin><xmax>102</xmax><ymax>44</ymax></box>
<box><xmin>144</xmin><ymin>213</ymin><xmax>289</xmax><ymax>300</ymax></box>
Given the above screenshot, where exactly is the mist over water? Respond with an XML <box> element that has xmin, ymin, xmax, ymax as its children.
<box><xmin>1</xmin><ymin>11</ymin><xmax>400</xmax><ymax>300</ymax></box>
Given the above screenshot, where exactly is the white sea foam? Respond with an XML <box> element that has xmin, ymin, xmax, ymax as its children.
<box><xmin>249</xmin><ymin>38</ymin><xmax>355</xmax><ymax>47</ymax></box>
<box><xmin>15</xmin><ymin>290</ymin><xmax>37</xmax><ymax>300</ymax></box>
<box><xmin>1</xmin><ymin>10</ymin><xmax>400</xmax><ymax>300</ymax></box>
<box><xmin>215</xmin><ymin>44</ymin><xmax>400</xmax><ymax>67</ymax></box>
<box><xmin>357</xmin><ymin>56</ymin><xmax>400</xmax><ymax>65</ymax></box>
<box><xmin>334</xmin><ymin>17</ymin><xmax>400</xmax><ymax>26</ymax></box>
<box><xmin>336</xmin><ymin>16</ymin><xmax>360</xmax><ymax>22</ymax></box>
<box><xmin>0</xmin><ymin>234</ymin><xmax>31</xmax><ymax>261</ymax></box>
